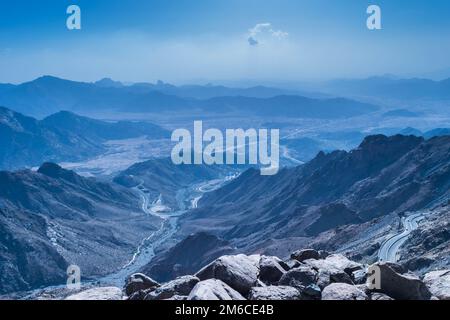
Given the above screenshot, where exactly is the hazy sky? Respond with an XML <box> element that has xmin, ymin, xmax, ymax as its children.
<box><xmin>1</xmin><ymin>0</ymin><xmax>450</xmax><ymax>84</ymax></box>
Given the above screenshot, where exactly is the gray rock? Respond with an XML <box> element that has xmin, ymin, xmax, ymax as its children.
<box><xmin>303</xmin><ymin>254</ymin><xmax>360</xmax><ymax>288</ymax></box>
<box><xmin>195</xmin><ymin>254</ymin><xmax>260</xmax><ymax>295</ymax></box>
<box><xmin>302</xmin><ymin>284</ymin><xmax>322</xmax><ymax>300</ymax></box>
<box><xmin>259</xmin><ymin>256</ymin><xmax>288</xmax><ymax>285</ymax></box>
<box><xmin>124</xmin><ymin>273</ymin><xmax>159</xmax><ymax>296</ymax></box>
<box><xmin>249</xmin><ymin>286</ymin><xmax>301</xmax><ymax>300</ymax></box>
<box><xmin>145</xmin><ymin>275</ymin><xmax>199</xmax><ymax>300</ymax></box>
<box><xmin>318</xmin><ymin>250</ymin><xmax>330</xmax><ymax>259</ymax></box>
<box><xmin>284</xmin><ymin>259</ymin><xmax>301</xmax><ymax>270</ymax></box>
<box><xmin>322</xmin><ymin>283</ymin><xmax>368</xmax><ymax>300</ymax></box>
<box><xmin>127</xmin><ymin>289</ymin><xmax>150</xmax><ymax>300</ymax></box>
<box><xmin>370</xmin><ymin>292</ymin><xmax>394</xmax><ymax>300</ymax></box>
<box><xmin>165</xmin><ymin>295</ymin><xmax>188</xmax><ymax>301</ymax></box>
<box><xmin>65</xmin><ymin>287</ymin><xmax>123</xmax><ymax>300</ymax></box>
<box><xmin>187</xmin><ymin>279</ymin><xmax>246</xmax><ymax>300</ymax></box>
<box><xmin>423</xmin><ymin>269</ymin><xmax>450</xmax><ymax>300</ymax></box>
<box><xmin>278</xmin><ymin>266</ymin><xmax>317</xmax><ymax>289</ymax></box>
<box><xmin>303</xmin><ymin>254</ymin><xmax>362</xmax><ymax>275</ymax></box>
<box><xmin>351</xmin><ymin>269</ymin><xmax>367</xmax><ymax>284</ymax></box>
<box><xmin>291</xmin><ymin>249</ymin><xmax>320</xmax><ymax>262</ymax></box>
<box><xmin>370</xmin><ymin>263</ymin><xmax>432</xmax><ymax>300</ymax></box>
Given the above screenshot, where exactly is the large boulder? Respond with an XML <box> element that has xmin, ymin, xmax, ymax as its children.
<box><xmin>302</xmin><ymin>254</ymin><xmax>360</xmax><ymax>288</ymax></box>
<box><xmin>145</xmin><ymin>275</ymin><xmax>200</xmax><ymax>300</ymax></box>
<box><xmin>195</xmin><ymin>254</ymin><xmax>260</xmax><ymax>295</ymax></box>
<box><xmin>249</xmin><ymin>286</ymin><xmax>302</xmax><ymax>300</ymax></box>
<box><xmin>423</xmin><ymin>270</ymin><xmax>450</xmax><ymax>300</ymax></box>
<box><xmin>370</xmin><ymin>263</ymin><xmax>432</xmax><ymax>300</ymax></box>
<box><xmin>291</xmin><ymin>249</ymin><xmax>320</xmax><ymax>262</ymax></box>
<box><xmin>258</xmin><ymin>256</ymin><xmax>289</xmax><ymax>285</ymax></box>
<box><xmin>278</xmin><ymin>266</ymin><xmax>317</xmax><ymax>289</ymax></box>
<box><xmin>187</xmin><ymin>279</ymin><xmax>246</xmax><ymax>300</ymax></box>
<box><xmin>124</xmin><ymin>273</ymin><xmax>159</xmax><ymax>296</ymax></box>
<box><xmin>65</xmin><ymin>287</ymin><xmax>123</xmax><ymax>300</ymax></box>
<box><xmin>322</xmin><ymin>283</ymin><xmax>368</xmax><ymax>301</ymax></box>
<box><xmin>302</xmin><ymin>284</ymin><xmax>322</xmax><ymax>300</ymax></box>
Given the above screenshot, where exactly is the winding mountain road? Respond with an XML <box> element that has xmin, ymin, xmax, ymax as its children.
<box><xmin>378</xmin><ymin>211</ymin><xmax>428</xmax><ymax>262</ymax></box>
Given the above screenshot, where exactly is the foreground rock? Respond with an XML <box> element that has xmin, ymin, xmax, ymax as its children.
<box><xmin>302</xmin><ymin>254</ymin><xmax>358</xmax><ymax>289</ymax></box>
<box><xmin>371</xmin><ymin>263</ymin><xmax>432</xmax><ymax>300</ymax></box>
<box><xmin>123</xmin><ymin>249</ymin><xmax>448</xmax><ymax>300</ymax></box>
<box><xmin>423</xmin><ymin>270</ymin><xmax>450</xmax><ymax>300</ymax></box>
<box><xmin>195</xmin><ymin>254</ymin><xmax>260</xmax><ymax>295</ymax></box>
<box><xmin>291</xmin><ymin>249</ymin><xmax>320</xmax><ymax>262</ymax></box>
<box><xmin>278</xmin><ymin>266</ymin><xmax>317</xmax><ymax>289</ymax></box>
<box><xmin>249</xmin><ymin>286</ymin><xmax>301</xmax><ymax>300</ymax></box>
<box><xmin>65</xmin><ymin>287</ymin><xmax>122</xmax><ymax>300</ymax></box>
<box><xmin>144</xmin><ymin>276</ymin><xmax>199</xmax><ymax>300</ymax></box>
<box><xmin>188</xmin><ymin>279</ymin><xmax>246</xmax><ymax>300</ymax></box>
<box><xmin>322</xmin><ymin>283</ymin><xmax>368</xmax><ymax>300</ymax></box>
<box><xmin>125</xmin><ymin>273</ymin><xmax>159</xmax><ymax>296</ymax></box>
<box><xmin>258</xmin><ymin>256</ymin><xmax>289</xmax><ymax>285</ymax></box>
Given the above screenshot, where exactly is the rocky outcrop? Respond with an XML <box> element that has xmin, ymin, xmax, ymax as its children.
<box><xmin>372</xmin><ymin>262</ymin><xmax>432</xmax><ymax>300</ymax></box>
<box><xmin>187</xmin><ymin>279</ymin><xmax>245</xmax><ymax>300</ymax></box>
<box><xmin>291</xmin><ymin>249</ymin><xmax>320</xmax><ymax>262</ymax></box>
<box><xmin>124</xmin><ymin>250</ymin><xmax>448</xmax><ymax>301</ymax></box>
<box><xmin>249</xmin><ymin>286</ymin><xmax>301</xmax><ymax>300</ymax></box>
<box><xmin>65</xmin><ymin>287</ymin><xmax>122</xmax><ymax>300</ymax></box>
<box><xmin>195</xmin><ymin>254</ymin><xmax>260</xmax><ymax>295</ymax></box>
<box><xmin>144</xmin><ymin>276</ymin><xmax>199</xmax><ymax>300</ymax></box>
<box><xmin>322</xmin><ymin>283</ymin><xmax>368</xmax><ymax>300</ymax></box>
<box><xmin>124</xmin><ymin>273</ymin><xmax>159</xmax><ymax>297</ymax></box>
<box><xmin>258</xmin><ymin>256</ymin><xmax>289</xmax><ymax>285</ymax></box>
<box><xmin>423</xmin><ymin>270</ymin><xmax>450</xmax><ymax>300</ymax></box>
<box><xmin>278</xmin><ymin>267</ymin><xmax>317</xmax><ymax>289</ymax></box>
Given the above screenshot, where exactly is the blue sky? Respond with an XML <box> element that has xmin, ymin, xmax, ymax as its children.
<box><xmin>1</xmin><ymin>0</ymin><xmax>450</xmax><ymax>84</ymax></box>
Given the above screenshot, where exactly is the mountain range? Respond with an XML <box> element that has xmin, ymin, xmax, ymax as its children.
<box><xmin>0</xmin><ymin>163</ymin><xmax>161</xmax><ymax>294</ymax></box>
<box><xmin>0</xmin><ymin>106</ymin><xmax>169</xmax><ymax>170</ymax></box>
<box><xmin>176</xmin><ymin>135</ymin><xmax>450</xmax><ymax>260</ymax></box>
<box><xmin>0</xmin><ymin>76</ymin><xmax>378</xmax><ymax>118</ymax></box>
<box><xmin>323</xmin><ymin>76</ymin><xmax>450</xmax><ymax>101</ymax></box>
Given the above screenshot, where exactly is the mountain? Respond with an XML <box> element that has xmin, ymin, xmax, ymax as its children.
<box><xmin>424</xmin><ymin>128</ymin><xmax>450</xmax><ymax>139</ymax></box>
<box><xmin>114</xmin><ymin>158</ymin><xmax>231</xmax><ymax>210</ymax></box>
<box><xmin>141</xmin><ymin>232</ymin><xmax>236</xmax><ymax>283</ymax></box>
<box><xmin>178</xmin><ymin>135</ymin><xmax>450</xmax><ymax>258</ymax></box>
<box><xmin>0</xmin><ymin>107</ymin><xmax>168</xmax><ymax>170</ymax></box>
<box><xmin>94</xmin><ymin>78</ymin><xmax>124</xmax><ymax>88</ymax></box>
<box><xmin>0</xmin><ymin>76</ymin><xmax>379</xmax><ymax>118</ymax></box>
<box><xmin>0</xmin><ymin>107</ymin><xmax>102</xmax><ymax>170</ymax></box>
<box><xmin>41</xmin><ymin>111</ymin><xmax>169</xmax><ymax>141</ymax></box>
<box><xmin>130</xmin><ymin>80</ymin><xmax>299</xmax><ymax>99</ymax></box>
<box><xmin>199</xmin><ymin>95</ymin><xmax>378</xmax><ymax>118</ymax></box>
<box><xmin>0</xmin><ymin>163</ymin><xmax>161</xmax><ymax>294</ymax></box>
<box><xmin>323</xmin><ymin>76</ymin><xmax>450</xmax><ymax>101</ymax></box>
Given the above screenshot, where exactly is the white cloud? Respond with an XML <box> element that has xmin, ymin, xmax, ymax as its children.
<box><xmin>247</xmin><ymin>23</ymin><xmax>288</xmax><ymax>45</ymax></box>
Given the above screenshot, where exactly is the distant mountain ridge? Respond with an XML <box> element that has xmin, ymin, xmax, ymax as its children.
<box><xmin>323</xmin><ymin>76</ymin><xmax>450</xmax><ymax>100</ymax></box>
<box><xmin>0</xmin><ymin>76</ymin><xmax>379</xmax><ymax>118</ymax></box>
<box><xmin>0</xmin><ymin>106</ymin><xmax>169</xmax><ymax>170</ymax></box>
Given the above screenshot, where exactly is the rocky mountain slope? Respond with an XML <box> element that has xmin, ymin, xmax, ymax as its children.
<box><xmin>114</xmin><ymin>158</ymin><xmax>234</xmax><ymax>210</ymax></box>
<box><xmin>0</xmin><ymin>163</ymin><xmax>161</xmax><ymax>294</ymax></box>
<box><xmin>178</xmin><ymin>134</ymin><xmax>450</xmax><ymax>259</ymax></box>
<box><xmin>399</xmin><ymin>205</ymin><xmax>450</xmax><ymax>272</ymax></box>
<box><xmin>0</xmin><ymin>107</ymin><xmax>168</xmax><ymax>170</ymax></box>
